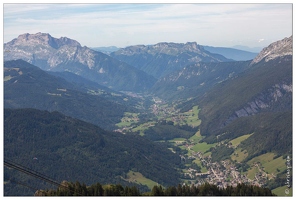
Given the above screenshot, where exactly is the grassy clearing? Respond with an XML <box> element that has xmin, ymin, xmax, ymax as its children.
<box><xmin>272</xmin><ymin>185</ymin><xmax>292</xmax><ymax>196</ymax></box>
<box><xmin>245</xmin><ymin>152</ymin><xmax>286</xmax><ymax>180</ymax></box>
<box><xmin>247</xmin><ymin>166</ymin><xmax>259</xmax><ymax>180</ymax></box>
<box><xmin>179</xmin><ymin>145</ymin><xmax>188</xmax><ymax>150</ymax></box>
<box><xmin>131</xmin><ymin>122</ymin><xmax>155</xmax><ymax>135</ymax></box>
<box><xmin>139</xmin><ymin>132</ymin><xmax>145</xmax><ymax>136</ymax></box>
<box><xmin>4</xmin><ymin>75</ymin><xmax>13</xmax><ymax>81</ymax></box>
<box><xmin>229</xmin><ymin>134</ymin><xmax>252</xmax><ymax>163</ymax></box>
<box><xmin>124</xmin><ymin>171</ymin><xmax>159</xmax><ymax>190</ymax></box>
<box><xmin>231</xmin><ymin>148</ymin><xmax>248</xmax><ymax>163</ymax></box>
<box><xmin>178</xmin><ymin>106</ymin><xmax>201</xmax><ymax>127</ymax></box>
<box><xmin>203</xmin><ymin>151</ymin><xmax>212</xmax><ymax>157</ymax></box>
<box><xmin>230</xmin><ymin>133</ymin><xmax>253</xmax><ymax>147</ymax></box>
<box><xmin>192</xmin><ymin>142</ymin><xmax>216</xmax><ymax>153</ymax></box>
<box><xmin>189</xmin><ymin>130</ymin><xmax>203</xmax><ymax>143</ymax></box>
<box><xmin>262</xmin><ymin>156</ymin><xmax>286</xmax><ymax>175</ymax></box>
<box><xmin>244</xmin><ymin>153</ymin><xmax>286</xmax><ymax>181</ymax></box>
<box><xmin>193</xmin><ymin>158</ymin><xmax>208</xmax><ymax>173</ymax></box>
<box><xmin>247</xmin><ymin>153</ymin><xmax>275</xmax><ymax>166</ymax></box>
<box><xmin>169</xmin><ymin>138</ymin><xmax>186</xmax><ymax>142</ymax></box>
<box><xmin>116</xmin><ymin>112</ymin><xmax>139</xmax><ymax>128</ymax></box>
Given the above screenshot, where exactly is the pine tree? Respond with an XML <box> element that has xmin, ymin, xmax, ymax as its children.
<box><xmin>151</xmin><ymin>185</ymin><xmax>164</xmax><ymax>196</ymax></box>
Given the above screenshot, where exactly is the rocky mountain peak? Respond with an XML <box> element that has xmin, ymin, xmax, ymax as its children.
<box><xmin>153</xmin><ymin>41</ymin><xmax>203</xmax><ymax>52</ymax></box>
<box><xmin>115</xmin><ymin>41</ymin><xmax>206</xmax><ymax>57</ymax></box>
<box><xmin>184</xmin><ymin>42</ymin><xmax>204</xmax><ymax>52</ymax></box>
<box><xmin>56</xmin><ymin>36</ymin><xmax>82</xmax><ymax>48</ymax></box>
<box><xmin>7</xmin><ymin>32</ymin><xmax>81</xmax><ymax>49</ymax></box>
<box><xmin>4</xmin><ymin>33</ymin><xmax>85</xmax><ymax>67</ymax></box>
<box><xmin>251</xmin><ymin>36</ymin><xmax>292</xmax><ymax>65</ymax></box>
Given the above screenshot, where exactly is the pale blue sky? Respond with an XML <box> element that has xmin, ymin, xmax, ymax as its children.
<box><xmin>3</xmin><ymin>3</ymin><xmax>293</xmax><ymax>48</ymax></box>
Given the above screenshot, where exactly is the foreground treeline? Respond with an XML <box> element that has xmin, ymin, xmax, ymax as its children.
<box><xmin>35</xmin><ymin>181</ymin><xmax>275</xmax><ymax>196</ymax></box>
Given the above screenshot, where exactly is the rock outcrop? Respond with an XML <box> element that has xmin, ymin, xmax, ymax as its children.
<box><xmin>251</xmin><ymin>36</ymin><xmax>292</xmax><ymax>65</ymax></box>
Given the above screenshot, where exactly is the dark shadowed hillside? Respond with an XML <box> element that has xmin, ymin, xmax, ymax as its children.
<box><xmin>4</xmin><ymin>59</ymin><xmax>137</xmax><ymax>130</ymax></box>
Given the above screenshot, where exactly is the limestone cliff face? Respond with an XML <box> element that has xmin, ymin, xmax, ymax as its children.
<box><xmin>223</xmin><ymin>82</ymin><xmax>292</xmax><ymax>127</ymax></box>
<box><xmin>4</xmin><ymin>32</ymin><xmax>95</xmax><ymax>70</ymax></box>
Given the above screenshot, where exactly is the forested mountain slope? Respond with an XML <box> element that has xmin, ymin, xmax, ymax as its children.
<box><xmin>151</xmin><ymin>60</ymin><xmax>251</xmax><ymax>101</ymax></box>
<box><xmin>4</xmin><ymin>108</ymin><xmax>181</xmax><ymax>196</ymax></box>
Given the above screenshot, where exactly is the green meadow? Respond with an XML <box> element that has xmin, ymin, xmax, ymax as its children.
<box><xmin>272</xmin><ymin>185</ymin><xmax>292</xmax><ymax>197</ymax></box>
<box><xmin>230</xmin><ymin>133</ymin><xmax>253</xmax><ymax>147</ymax></box>
<box><xmin>124</xmin><ymin>171</ymin><xmax>159</xmax><ymax>190</ymax></box>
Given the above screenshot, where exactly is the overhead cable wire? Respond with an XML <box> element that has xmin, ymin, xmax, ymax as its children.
<box><xmin>8</xmin><ymin>179</ymin><xmax>40</xmax><ymax>192</ymax></box>
<box><xmin>4</xmin><ymin>159</ymin><xmax>82</xmax><ymax>196</ymax></box>
<box><xmin>5</xmin><ymin>159</ymin><xmax>58</xmax><ymax>183</ymax></box>
<box><xmin>4</xmin><ymin>160</ymin><xmax>62</xmax><ymax>188</ymax></box>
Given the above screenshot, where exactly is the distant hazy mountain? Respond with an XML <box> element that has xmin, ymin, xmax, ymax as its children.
<box><xmin>94</xmin><ymin>45</ymin><xmax>257</xmax><ymax>61</ymax></box>
<box><xmin>91</xmin><ymin>46</ymin><xmax>119</xmax><ymax>54</ymax></box>
<box><xmin>203</xmin><ymin>46</ymin><xmax>258</xmax><ymax>61</ymax></box>
<box><xmin>111</xmin><ymin>42</ymin><xmax>232</xmax><ymax>79</ymax></box>
<box><xmin>232</xmin><ymin>45</ymin><xmax>263</xmax><ymax>53</ymax></box>
<box><xmin>4</xmin><ymin>33</ymin><xmax>156</xmax><ymax>92</ymax></box>
<box><xmin>4</xmin><ymin>59</ymin><xmax>137</xmax><ymax>130</ymax></box>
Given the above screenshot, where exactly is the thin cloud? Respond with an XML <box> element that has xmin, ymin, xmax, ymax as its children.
<box><xmin>3</xmin><ymin>3</ymin><xmax>292</xmax><ymax>48</ymax></box>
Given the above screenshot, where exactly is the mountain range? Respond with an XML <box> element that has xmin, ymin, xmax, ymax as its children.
<box><xmin>3</xmin><ymin>32</ymin><xmax>292</xmax><ymax>196</ymax></box>
<box><xmin>110</xmin><ymin>42</ymin><xmax>232</xmax><ymax>78</ymax></box>
<box><xmin>4</xmin><ymin>32</ymin><xmax>156</xmax><ymax>92</ymax></box>
<box><xmin>232</xmin><ymin>45</ymin><xmax>263</xmax><ymax>53</ymax></box>
<box><xmin>91</xmin><ymin>46</ymin><xmax>119</xmax><ymax>55</ymax></box>
<box><xmin>4</xmin><ymin>33</ymin><xmax>260</xmax><ymax>91</ymax></box>
<box><xmin>150</xmin><ymin>60</ymin><xmax>252</xmax><ymax>101</ymax></box>
<box><xmin>202</xmin><ymin>46</ymin><xmax>258</xmax><ymax>61</ymax></box>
